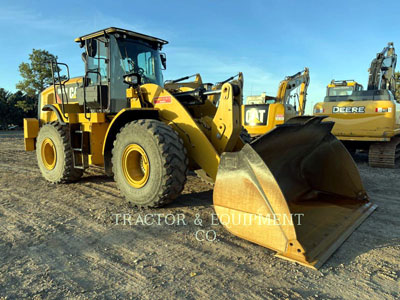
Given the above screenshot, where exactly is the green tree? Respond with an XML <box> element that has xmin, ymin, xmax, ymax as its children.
<box><xmin>7</xmin><ymin>91</ymin><xmax>26</xmax><ymax>126</ymax></box>
<box><xmin>15</xmin><ymin>95</ymin><xmax>37</xmax><ymax>113</ymax></box>
<box><xmin>0</xmin><ymin>89</ymin><xmax>26</xmax><ymax>127</ymax></box>
<box><xmin>0</xmin><ymin>88</ymin><xmax>12</xmax><ymax>128</ymax></box>
<box><xmin>16</xmin><ymin>49</ymin><xmax>56</xmax><ymax>98</ymax></box>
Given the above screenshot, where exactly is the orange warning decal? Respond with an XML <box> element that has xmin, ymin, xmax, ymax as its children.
<box><xmin>154</xmin><ymin>96</ymin><xmax>172</xmax><ymax>104</ymax></box>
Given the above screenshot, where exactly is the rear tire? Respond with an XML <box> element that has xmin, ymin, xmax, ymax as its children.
<box><xmin>36</xmin><ymin>122</ymin><xmax>83</xmax><ymax>183</ymax></box>
<box><xmin>112</xmin><ymin>119</ymin><xmax>188</xmax><ymax>207</ymax></box>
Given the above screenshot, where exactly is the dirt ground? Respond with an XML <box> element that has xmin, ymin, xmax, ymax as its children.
<box><xmin>0</xmin><ymin>131</ymin><xmax>399</xmax><ymax>299</ymax></box>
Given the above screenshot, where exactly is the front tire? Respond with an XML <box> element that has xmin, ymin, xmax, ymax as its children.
<box><xmin>112</xmin><ymin>119</ymin><xmax>188</xmax><ymax>207</ymax></box>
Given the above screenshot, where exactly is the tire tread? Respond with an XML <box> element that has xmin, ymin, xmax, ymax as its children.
<box><xmin>112</xmin><ymin>119</ymin><xmax>188</xmax><ymax>207</ymax></box>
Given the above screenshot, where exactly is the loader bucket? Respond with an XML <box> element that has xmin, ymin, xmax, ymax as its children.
<box><xmin>213</xmin><ymin>116</ymin><xmax>376</xmax><ymax>269</ymax></box>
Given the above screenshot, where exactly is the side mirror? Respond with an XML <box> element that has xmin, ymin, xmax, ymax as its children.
<box><xmin>85</xmin><ymin>39</ymin><xmax>97</xmax><ymax>57</ymax></box>
<box><xmin>81</xmin><ymin>52</ymin><xmax>87</xmax><ymax>63</ymax></box>
<box><xmin>160</xmin><ymin>53</ymin><xmax>166</xmax><ymax>70</ymax></box>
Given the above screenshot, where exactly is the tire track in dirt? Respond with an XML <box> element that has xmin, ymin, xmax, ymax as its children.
<box><xmin>0</xmin><ymin>186</ymin><xmax>160</xmax><ymax>297</ymax></box>
<box><xmin>2</xmin><ymin>172</ymin><xmax>280</xmax><ymax>298</ymax></box>
<box><xmin>0</xmin><ymin>159</ymin><xmax>235</xmax><ymax>298</ymax></box>
<box><xmin>1</xmin><ymin>132</ymin><xmax>400</xmax><ymax>299</ymax></box>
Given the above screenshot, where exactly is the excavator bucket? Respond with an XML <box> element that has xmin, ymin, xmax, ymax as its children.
<box><xmin>213</xmin><ymin>116</ymin><xmax>376</xmax><ymax>269</ymax></box>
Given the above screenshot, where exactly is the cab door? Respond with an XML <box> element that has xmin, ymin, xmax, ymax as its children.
<box><xmin>80</xmin><ymin>37</ymin><xmax>109</xmax><ymax>110</ymax></box>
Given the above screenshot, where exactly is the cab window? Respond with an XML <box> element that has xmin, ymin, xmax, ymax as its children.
<box><xmin>86</xmin><ymin>39</ymin><xmax>108</xmax><ymax>85</ymax></box>
<box><xmin>327</xmin><ymin>86</ymin><xmax>354</xmax><ymax>96</ymax></box>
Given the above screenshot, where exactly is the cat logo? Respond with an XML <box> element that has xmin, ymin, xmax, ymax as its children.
<box><xmin>244</xmin><ymin>105</ymin><xmax>268</xmax><ymax>126</ymax></box>
<box><xmin>56</xmin><ymin>86</ymin><xmax>78</xmax><ymax>103</ymax></box>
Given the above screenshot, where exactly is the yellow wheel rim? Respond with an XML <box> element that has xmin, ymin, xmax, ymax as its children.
<box><xmin>41</xmin><ymin>138</ymin><xmax>57</xmax><ymax>170</ymax></box>
<box><xmin>122</xmin><ymin>144</ymin><xmax>150</xmax><ymax>188</ymax></box>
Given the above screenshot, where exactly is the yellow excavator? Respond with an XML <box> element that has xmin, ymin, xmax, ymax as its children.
<box><xmin>23</xmin><ymin>27</ymin><xmax>376</xmax><ymax>268</ymax></box>
<box><xmin>314</xmin><ymin>43</ymin><xmax>400</xmax><ymax>167</ymax></box>
<box><xmin>243</xmin><ymin>68</ymin><xmax>310</xmax><ymax>137</ymax></box>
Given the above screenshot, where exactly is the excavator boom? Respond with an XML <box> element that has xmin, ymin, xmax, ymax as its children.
<box><xmin>276</xmin><ymin>67</ymin><xmax>310</xmax><ymax>115</ymax></box>
<box><xmin>367</xmin><ymin>42</ymin><xmax>397</xmax><ymax>93</ymax></box>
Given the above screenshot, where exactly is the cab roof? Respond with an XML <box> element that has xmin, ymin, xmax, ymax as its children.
<box><xmin>328</xmin><ymin>80</ymin><xmax>360</xmax><ymax>87</ymax></box>
<box><xmin>74</xmin><ymin>27</ymin><xmax>168</xmax><ymax>46</ymax></box>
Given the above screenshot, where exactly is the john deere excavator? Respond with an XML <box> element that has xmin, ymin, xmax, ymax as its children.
<box><xmin>24</xmin><ymin>27</ymin><xmax>376</xmax><ymax>268</ymax></box>
<box><xmin>314</xmin><ymin>43</ymin><xmax>400</xmax><ymax>167</ymax></box>
<box><xmin>243</xmin><ymin>68</ymin><xmax>310</xmax><ymax>137</ymax></box>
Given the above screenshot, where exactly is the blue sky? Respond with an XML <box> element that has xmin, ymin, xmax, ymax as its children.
<box><xmin>0</xmin><ymin>0</ymin><xmax>399</xmax><ymax>113</ymax></box>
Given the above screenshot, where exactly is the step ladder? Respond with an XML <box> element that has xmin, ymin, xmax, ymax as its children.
<box><xmin>71</xmin><ymin>128</ymin><xmax>90</xmax><ymax>170</ymax></box>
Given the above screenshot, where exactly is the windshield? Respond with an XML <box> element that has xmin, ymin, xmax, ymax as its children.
<box><xmin>116</xmin><ymin>38</ymin><xmax>164</xmax><ymax>86</ymax></box>
<box><xmin>327</xmin><ymin>86</ymin><xmax>354</xmax><ymax>96</ymax></box>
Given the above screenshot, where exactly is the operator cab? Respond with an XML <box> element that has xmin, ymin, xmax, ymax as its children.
<box><xmin>324</xmin><ymin>80</ymin><xmax>363</xmax><ymax>101</ymax></box>
<box><xmin>324</xmin><ymin>79</ymin><xmax>397</xmax><ymax>102</ymax></box>
<box><xmin>75</xmin><ymin>27</ymin><xmax>168</xmax><ymax>113</ymax></box>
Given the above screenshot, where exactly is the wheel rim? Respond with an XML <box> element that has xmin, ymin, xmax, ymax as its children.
<box><xmin>41</xmin><ymin>138</ymin><xmax>57</xmax><ymax>170</ymax></box>
<box><xmin>122</xmin><ymin>144</ymin><xmax>150</xmax><ymax>188</ymax></box>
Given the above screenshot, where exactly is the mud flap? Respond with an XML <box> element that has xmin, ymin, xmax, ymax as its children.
<box><xmin>213</xmin><ymin>116</ymin><xmax>377</xmax><ymax>268</ymax></box>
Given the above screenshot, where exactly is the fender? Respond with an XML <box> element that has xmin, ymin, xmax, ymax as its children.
<box><xmin>42</xmin><ymin>104</ymin><xmax>67</xmax><ymax>125</ymax></box>
<box><xmin>102</xmin><ymin>108</ymin><xmax>159</xmax><ymax>175</ymax></box>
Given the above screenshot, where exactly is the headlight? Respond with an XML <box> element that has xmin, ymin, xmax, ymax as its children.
<box><xmin>123</xmin><ymin>73</ymin><xmax>140</xmax><ymax>86</ymax></box>
<box><xmin>314</xmin><ymin>107</ymin><xmax>325</xmax><ymax>114</ymax></box>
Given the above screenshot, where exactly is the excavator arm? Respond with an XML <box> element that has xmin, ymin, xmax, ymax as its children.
<box><xmin>276</xmin><ymin>67</ymin><xmax>310</xmax><ymax>115</ymax></box>
<box><xmin>367</xmin><ymin>42</ymin><xmax>397</xmax><ymax>93</ymax></box>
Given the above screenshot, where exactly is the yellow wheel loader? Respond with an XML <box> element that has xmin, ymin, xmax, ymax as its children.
<box><xmin>314</xmin><ymin>43</ymin><xmax>400</xmax><ymax>168</ymax></box>
<box><xmin>24</xmin><ymin>27</ymin><xmax>376</xmax><ymax>268</ymax></box>
<box><xmin>243</xmin><ymin>68</ymin><xmax>310</xmax><ymax>138</ymax></box>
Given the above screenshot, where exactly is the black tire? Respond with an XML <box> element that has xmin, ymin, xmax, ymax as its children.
<box><xmin>112</xmin><ymin>119</ymin><xmax>188</xmax><ymax>207</ymax></box>
<box><xmin>36</xmin><ymin>122</ymin><xmax>83</xmax><ymax>183</ymax></box>
<box><xmin>240</xmin><ymin>128</ymin><xmax>252</xmax><ymax>144</ymax></box>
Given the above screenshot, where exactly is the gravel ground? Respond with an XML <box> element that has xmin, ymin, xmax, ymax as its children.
<box><xmin>0</xmin><ymin>131</ymin><xmax>399</xmax><ymax>299</ymax></box>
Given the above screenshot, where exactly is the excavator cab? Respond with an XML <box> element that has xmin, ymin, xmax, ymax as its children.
<box><xmin>325</xmin><ymin>80</ymin><xmax>363</xmax><ymax>98</ymax></box>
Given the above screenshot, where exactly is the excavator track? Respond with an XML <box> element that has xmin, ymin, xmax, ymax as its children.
<box><xmin>368</xmin><ymin>137</ymin><xmax>400</xmax><ymax>168</ymax></box>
